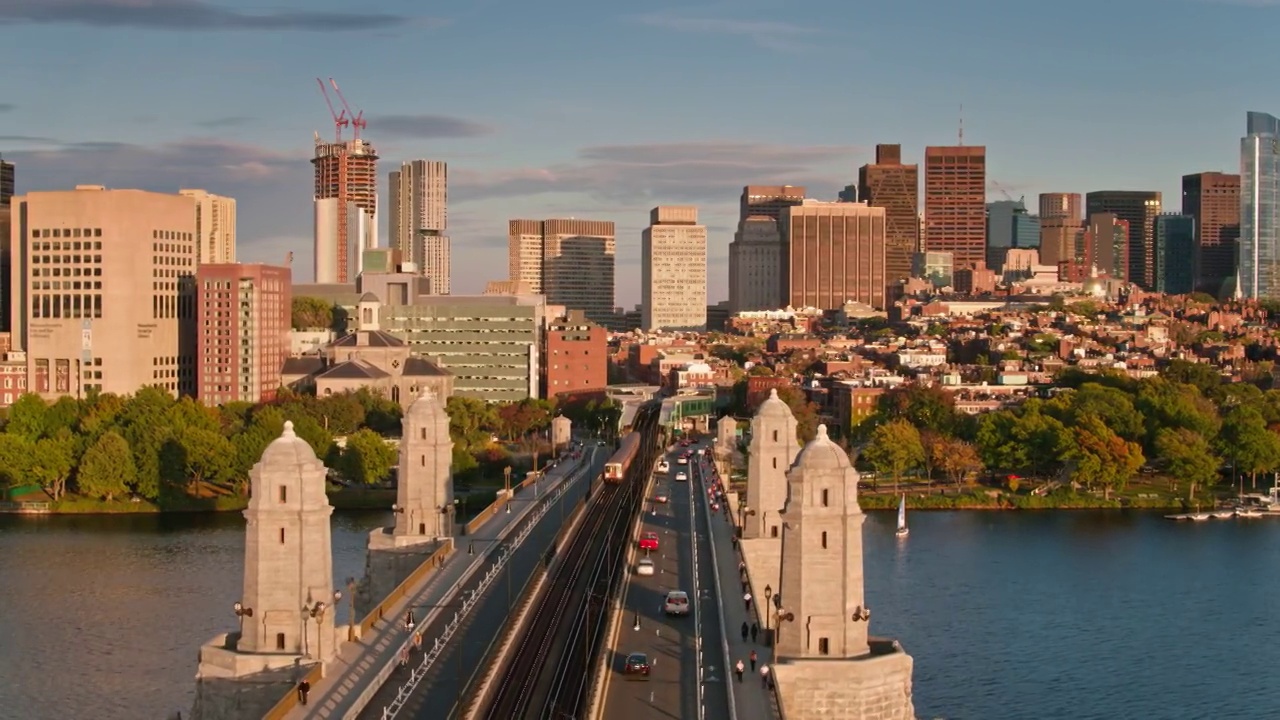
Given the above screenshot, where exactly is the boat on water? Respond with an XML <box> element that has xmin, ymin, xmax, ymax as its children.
<box><xmin>1212</xmin><ymin>510</ymin><xmax>1236</xmax><ymax>519</ymax></box>
<box><xmin>1189</xmin><ymin>512</ymin><xmax>1211</xmax><ymax>521</ymax></box>
<box><xmin>895</xmin><ymin>495</ymin><xmax>909</xmax><ymax>538</ymax></box>
<box><xmin>1237</xmin><ymin>506</ymin><xmax>1263</xmax><ymax>518</ymax></box>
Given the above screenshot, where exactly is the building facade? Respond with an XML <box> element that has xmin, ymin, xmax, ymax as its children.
<box><xmin>1038</xmin><ymin>192</ymin><xmax>1084</xmax><ymax>267</ymax></box>
<box><xmin>0</xmin><ymin>157</ymin><xmax>13</xmax><ymax>206</ymax></box>
<box><xmin>1085</xmin><ymin>190</ymin><xmax>1162</xmax><ymax>288</ymax></box>
<box><xmin>543</xmin><ymin>309</ymin><xmax>607</xmax><ymax>400</ymax></box>
<box><xmin>1181</xmin><ymin>172</ymin><xmax>1240</xmax><ymax>296</ymax></box>
<box><xmin>388</xmin><ymin>160</ymin><xmax>450</xmax><ymax>293</ymax></box>
<box><xmin>784</xmin><ymin>200</ymin><xmax>887</xmax><ymax>310</ymax></box>
<box><xmin>1155</xmin><ymin>214</ymin><xmax>1196</xmax><ymax>295</ymax></box>
<box><xmin>507</xmin><ymin>219</ymin><xmax>614</xmax><ymax>322</ymax></box>
<box><xmin>179</xmin><ymin>189</ymin><xmax>236</xmax><ymax>265</ymax></box>
<box><xmin>196</xmin><ymin>263</ymin><xmax>291</xmax><ymax>407</ymax></box>
<box><xmin>923</xmin><ymin>145</ymin><xmax>987</xmax><ymax>270</ymax></box>
<box><xmin>313</xmin><ymin>138</ymin><xmax>378</xmax><ymax>284</ymax></box>
<box><xmin>10</xmin><ymin>186</ymin><xmax>197</xmax><ymax>398</ymax></box>
<box><xmin>1241</xmin><ymin>111</ymin><xmax>1280</xmax><ymax>300</ymax></box>
<box><xmin>729</xmin><ymin>217</ymin><xmax>785</xmax><ymax>313</ymax></box>
<box><xmin>857</xmin><ymin>145</ymin><xmax>918</xmax><ymax>290</ymax></box>
<box><xmin>1085</xmin><ymin>212</ymin><xmax>1129</xmax><ymax>279</ymax></box>
<box><xmin>985</xmin><ymin>199</ymin><xmax>1040</xmax><ymax>272</ymax></box>
<box><xmin>642</xmin><ymin>206</ymin><xmax>707</xmax><ymax>331</ymax></box>
<box><xmin>740</xmin><ymin>185</ymin><xmax>806</xmax><ymax>224</ymax></box>
<box><xmin>913</xmin><ymin>251</ymin><xmax>954</xmax><ymax>288</ymax></box>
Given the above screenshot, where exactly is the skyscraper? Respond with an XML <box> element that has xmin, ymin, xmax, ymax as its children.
<box><xmin>1038</xmin><ymin>193</ymin><xmax>1083</xmax><ymax>267</ymax></box>
<box><xmin>783</xmin><ymin>200</ymin><xmax>887</xmax><ymax>310</ymax></box>
<box><xmin>985</xmin><ymin>199</ymin><xmax>1040</xmax><ymax>272</ymax></box>
<box><xmin>0</xmin><ymin>156</ymin><xmax>13</xmax><ymax>206</ymax></box>
<box><xmin>196</xmin><ymin>263</ymin><xmax>290</xmax><ymax>406</ymax></box>
<box><xmin>179</xmin><ymin>189</ymin><xmax>236</xmax><ymax>265</ymax></box>
<box><xmin>858</xmin><ymin>145</ymin><xmax>918</xmax><ymax>290</ymax></box>
<box><xmin>388</xmin><ymin>160</ymin><xmax>450</xmax><ymax>293</ymax></box>
<box><xmin>1155</xmin><ymin>214</ymin><xmax>1196</xmax><ymax>295</ymax></box>
<box><xmin>0</xmin><ymin>156</ymin><xmax>12</xmax><ymax>334</ymax></box>
<box><xmin>740</xmin><ymin>185</ymin><xmax>806</xmax><ymax>224</ymax></box>
<box><xmin>1240</xmin><ymin>111</ymin><xmax>1280</xmax><ymax>300</ymax></box>
<box><xmin>923</xmin><ymin>146</ymin><xmax>986</xmax><ymax>270</ymax></box>
<box><xmin>728</xmin><ymin>186</ymin><xmax>804</xmax><ymax>313</ymax></box>
<box><xmin>642</xmin><ymin>206</ymin><xmax>707</xmax><ymax>331</ymax></box>
<box><xmin>1181</xmin><ymin>172</ymin><xmax>1240</xmax><ymax>296</ymax></box>
<box><xmin>507</xmin><ymin>219</ymin><xmax>615</xmax><ymax>321</ymax></box>
<box><xmin>312</xmin><ymin>137</ymin><xmax>378</xmax><ymax>284</ymax></box>
<box><xmin>1085</xmin><ymin>213</ymin><xmax>1129</xmax><ymax>279</ymax></box>
<box><xmin>1085</xmin><ymin>190</ymin><xmax>1162</xmax><ymax>288</ymax></box>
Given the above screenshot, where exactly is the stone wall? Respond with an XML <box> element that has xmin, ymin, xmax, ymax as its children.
<box><xmin>772</xmin><ymin>647</ymin><xmax>915</xmax><ymax>720</ymax></box>
<box><xmin>190</xmin><ymin>668</ymin><xmax>299</xmax><ymax>720</ymax></box>
<box><xmin>356</xmin><ymin>540</ymin><xmax>441</xmax><ymax>617</ymax></box>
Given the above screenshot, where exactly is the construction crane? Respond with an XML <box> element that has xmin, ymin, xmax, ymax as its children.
<box><xmin>328</xmin><ymin>78</ymin><xmax>366</xmax><ymax>141</ymax></box>
<box><xmin>316</xmin><ymin>78</ymin><xmax>349</xmax><ymax>142</ymax></box>
<box><xmin>989</xmin><ymin>180</ymin><xmax>1024</xmax><ymax>206</ymax></box>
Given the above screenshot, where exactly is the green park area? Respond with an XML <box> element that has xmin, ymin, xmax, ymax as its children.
<box><xmin>0</xmin><ymin>386</ymin><xmax>620</xmax><ymax>515</ymax></box>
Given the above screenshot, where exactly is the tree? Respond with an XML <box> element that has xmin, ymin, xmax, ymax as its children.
<box><xmin>292</xmin><ymin>296</ymin><xmax>336</xmax><ymax>330</ymax></box>
<box><xmin>338</xmin><ymin>428</ymin><xmax>397</xmax><ymax>485</ymax></box>
<box><xmin>1063</xmin><ymin>415</ymin><xmax>1144</xmax><ymax>499</ymax></box>
<box><xmin>1216</xmin><ymin>405</ymin><xmax>1280</xmax><ymax>490</ymax></box>
<box><xmin>1134</xmin><ymin>377</ymin><xmax>1220</xmax><ymax>447</ymax></box>
<box><xmin>4</xmin><ymin>394</ymin><xmax>47</xmax><ymax>441</ymax></box>
<box><xmin>77</xmin><ymin>431</ymin><xmax>136</xmax><ymax>501</ymax></box>
<box><xmin>30</xmin><ymin>435</ymin><xmax>75</xmax><ymax>500</ymax></box>
<box><xmin>939</xmin><ymin>438</ymin><xmax>983</xmax><ymax>488</ymax></box>
<box><xmin>1155</xmin><ymin>428</ymin><xmax>1219</xmax><ymax>502</ymax></box>
<box><xmin>920</xmin><ymin>431</ymin><xmax>946</xmax><ymax>484</ymax></box>
<box><xmin>861</xmin><ymin>419</ymin><xmax>924</xmax><ymax>493</ymax></box>
<box><xmin>445</xmin><ymin>396</ymin><xmax>498</xmax><ymax>450</ymax></box>
<box><xmin>0</xmin><ymin>434</ymin><xmax>34</xmax><ymax>490</ymax></box>
<box><xmin>876</xmin><ymin>384</ymin><xmax>964</xmax><ymax>436</ymax></box>
<box><xmin>775</xmin><ymin>386</ymin><xmax>820</xmax><ymax>443</ymax></box>
<box><xmin>1049</xmin><ymin>383</ymin><xmax>1145</xmax><ymax>442</ymax></box>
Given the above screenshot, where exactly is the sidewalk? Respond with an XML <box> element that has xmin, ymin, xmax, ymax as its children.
<box><xmin>700</xmin><ymin>456</ymin><xmax>782</xmax><ymax>720</ymax></box>
<box><xmin>287</xmin><ymin>450</ymin><xmax>593</xmax><ymax>720</ymax></box>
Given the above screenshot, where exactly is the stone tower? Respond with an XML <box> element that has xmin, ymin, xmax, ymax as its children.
<box><xmin>390</xmin><ymin>386</ymin><xmax>454</xmax><ymax>543</ymax></box>
<box><xmin>772</xmin><ymin>424</ymin><xmax>916</xmax><ymax>720</ymax></box>
<box><xmin>240</xmin><ymin>421</ymin><xmax>338</xmax><ymax>662</ymax></box>
<box><xmin>745</xmin><ymin>388</ymin><xmax>798</xmax><ymax>539</ymax></box>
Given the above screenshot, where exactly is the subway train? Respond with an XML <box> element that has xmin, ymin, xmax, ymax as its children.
<box><xmin>602</xmin><ymin>432</ymin><xmax>641</xmax><ymax>484</ymax></box>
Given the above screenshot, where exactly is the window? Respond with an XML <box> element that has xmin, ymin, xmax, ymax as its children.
<box><xmin>818</xmin><ymin>637</ymin><xmax>830</xmax><ymax>655</ymax></box>
<box><xmin>771</xmin><ymin>525</ymin><xmax>779</xmax><ymax>538</ymax></box>
<box><xmin>773</xmin><ymin>430</ymin><xmax>778</xmax><ymax>442</ymax></box>
<box><xmin>421</xmin><ymin>428</ymin><xmax>427</xmax><ymax>440</ymax></box>
<box><xmin>421</xmin><ymin>454</ymin><xmax>426</xmax><ymax>467</ymax></box>
<box><xmin>821</xmin><ymin>531</ymin><xmax>828</xmax><ymax>549</ymax></box>
<box><xmin>279</xmin><ymin>486</ymin><xmax>287</xmax><ymax>503</ymax></box>
<box><xmin>772</xmin><ymin>457</ymin><xmax>777</xmax><ymax>469</ymax></box>
<box><xmin>279</xmin><ymin>528</ymin><xmax>285</xmax><ymax>544</ymax></box>
<box><xmin>822</xmin><ymin>489</ymin><xmax>829</xmax><ymax>507</ymax></box>
<box><xmin>276</xmin><ymin>633</ymin><xmax>286</xmax><ymax>651</ymax></box>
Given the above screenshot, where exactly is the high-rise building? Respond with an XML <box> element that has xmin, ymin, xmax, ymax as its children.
<box><xmin>1038</xmin><ymin>193</ymin><xmax>1083</xmax><ymax>267</ymax></box>
<box><xmin>0</xmin><ymin>156</ymin><xmax>11</xmax><ymax>334</ymax></box>
<box><xmin>313</xmin><ymin>137</ymin><xmax>378</xmax><ymax>284</ymax></box>
<box><xmin>1240</xmin><ymin>111</ymin><xmax>1280</xmax><ymax>300</ymax></box>
<box><xmin>642</xmin><ymin>206</ymin><xmax>707</xmax><ymax>331</ymax></box>
<box><xmin>740</xmin><ymin>185</ymin><xmax>806</xmax><ymax>224</ymax></box>
<box><xmin>728</xmin><ymin>217</ymin><xmax>785</xmax><ymax>312</ymax></box>
<box><xmin>196</xmin><ymin>263</ymin><xmax>290</xmax><ymax>407</ymax></box>
<box><xmin>178</xmin><ymin>189</ymin><xmax>236</xmax><ymax>264</ymax></box>
<box><xmin>985</xmin><ymin>199</ymin><xmax>1040</xmax><ymax>272</ymax></box>
<box><xmin>923</xmin><ymin>145</ymin><xmax>986</xmax><ymax>270</ymax></box>
<box><xmin>543</xmin><ymin>309</ymin><xmax>607</xmax><ymax>400</ymax></box>
<box><xmin>783</xmin><ymin>200</ymin><xmax>887</xmax><ymax>310</ymax></box>
<box><xmin>10</xmin><ymin>185</ymin><xmax>197</xmax><ymax>398</ymax></box>
<box><xmin>507</xmin><ymin>219</ymin><xmax>615</xmax><ymax>321</ymax></box>
<box><xmin>1085</xmin><ymin>213</ymin><xmax>1129</xmax><ymax>279</ymax></box>
<box><xmin>1155</xmin><ymin>214</ymin><xmax>1196</xmax><ymax>295</ymax></box>
<box><xmin>0</xmin><ymin>156</ymin><xmax>13</xmax><ymax>207</ymax></box>
<box><xmin>858</xmin><ymin>145</ymin><xmax>919</xmax><ymax>290</ymax></box>
<box><xmin>388</xmin><ymin>160</ymin><xmax>450</xmax><ymax>293</ymax></box>
<box><xmin>1085</xmin><ymin>190</ymin><xmax>1161</xmax><ymax>288</ymax></box>
<box><xmin>1181</xmin><ymin>172</ymin><xmax>1240</xmax><ymax>296</ymax></box>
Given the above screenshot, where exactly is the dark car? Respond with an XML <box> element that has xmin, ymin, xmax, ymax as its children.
<box><xmin>623</xmin><ymin>652</ymin><xmax>651</xmax><ymax>678</ymax></box>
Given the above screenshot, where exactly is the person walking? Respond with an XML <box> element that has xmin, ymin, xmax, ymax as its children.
<box><xmin>297</xmin><ymin>680</ymin><xmax>310</xmax><ymax>706</ymax></box>
<box><xmin>744</xmin><ymin>592</ymin><xmax>753</xmax><ymax>612</ymax></box>
<box><xmin>413</xmin><ymin>632</ymin><xmax>423</xmax><ymax>653</ymax></box>
<box><xmin>741</xmin><ymin>621</ymin><xmax>750</xmax><ymax>641</ymax></box>
<box><xmin>750</xmin><ymin>622</ymin><xmax>759</xmax><ymax>642</ymax></box>
<box><xmin>760</xmin><ymin>663</ymin><xmax>771</xmax><ymax>688</ymax></box>
<box><xmin>735</xmin><ymin>659</ymin><xmax>745</xmax><ymax>683</ymax></box>
<box><xmin>749</xmin><ymin>649</ymin><xmax>758</xmax><ymax>671</ymax></box>
<box><xmin>400</xmin><ymin>645</ymin><xmax>410</xmax><ymax>667</ymax></box>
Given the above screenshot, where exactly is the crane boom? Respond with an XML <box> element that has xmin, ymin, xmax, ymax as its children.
<box><xmin>329</xmin><ymin>78</ymin><xmax>366</xmax><ymax>140</ymax></box>
<box><xmin>316</xmin><ymin>78</ymin><xmax>348</xmax><ymax>142</ymax></box>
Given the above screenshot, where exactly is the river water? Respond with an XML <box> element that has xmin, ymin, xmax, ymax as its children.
<box><xmin>0</xmin><ymin>509</ymin><xmax>1274</xmax><ymax>720</ymax></box>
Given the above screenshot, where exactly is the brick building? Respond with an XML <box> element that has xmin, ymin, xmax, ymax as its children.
<box><xmin>543</xmin><ymin>310</ymin><xmax>607</xmax><ymax>400</ymax></box>
<box><xmin>196</xmin><ymin>263</ymin><xmax>291</xmax><ymax>406</ymax></box>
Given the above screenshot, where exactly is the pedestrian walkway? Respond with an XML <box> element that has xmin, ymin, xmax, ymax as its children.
<box><xmin>701</xmin><ymin>457</ymin><xmax>782</xmax><ymax>720</ymax></box>
<box><xmin>286</xmin><ymin>450</ymin><xmax>594</xmax><ymax>720</ymax></box>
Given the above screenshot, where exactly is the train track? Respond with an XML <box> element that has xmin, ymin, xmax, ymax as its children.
<box><xmin>477</xmin><ymin>403</ymin><xmax>661</xmax><ymax>720</ymax></box>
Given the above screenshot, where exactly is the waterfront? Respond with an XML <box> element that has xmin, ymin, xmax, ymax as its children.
<box><xmin>0</xmin><ymin>510</ymin><xmax>1275</xmax><ymax>720</ymax></box>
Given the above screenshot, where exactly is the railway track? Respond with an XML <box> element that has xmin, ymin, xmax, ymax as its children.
<box><xmin>476</xmin><ymin>403</ymin><xmax>661</xmax><ymax>720</ymax></box>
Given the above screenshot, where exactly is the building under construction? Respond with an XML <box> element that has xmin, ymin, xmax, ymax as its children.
<box><xmin>313</xmin><ymin>78</ymin><xmax>378</xmax><ymax>284</ymax></box>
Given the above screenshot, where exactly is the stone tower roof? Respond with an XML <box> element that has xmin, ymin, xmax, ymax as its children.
<box><xmin>404</xmin><ymin>385</ymin><xmax>450</xmax><ymax>435</ymax></box>
<box><xmin>261</xmin><ymin>421</ymin><xmax>318</xmax><ymax>466</ymax></box>
<box><xmin>755</xmin><ymin>388</ymin><xmax>796</xmax><ymax>420</ymax></box>
<box><xmin>794</xmin><ymin>424</ymin><xmax>850</xmax><ymax>471</ymax></box>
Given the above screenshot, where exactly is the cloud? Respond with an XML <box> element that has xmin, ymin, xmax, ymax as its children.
<box><xmin>0</xmin><ymin>0</ymin><xmax>423</xmax><ymax>32</ymax></box>
<box><xmin>628</xmin><ymin>11</ymin><xmax>824</xmax><ymax>52</ymax></box>
<box><xmin>0</xmin><ymin>103</ymin><xmax>15</xmax><ymax>112</ymax></box>
<box><xmin>196</xmin><ymin>116</ymin><xmax>252</xmax><ymax>129</ymax></box>
<box><xmin>372</xmin><ymin>114</ymin><xmax>495</xmax><ymax>140</ymax></box>
<box><xmin>0</xmin><ymin>134</ymin><xmax>59</xmax><ymax>144</ymax></box>
<box><xmin>453</xmin><ymin>141</ymin><xmax>858</xmax><ymax>205</ymax></box>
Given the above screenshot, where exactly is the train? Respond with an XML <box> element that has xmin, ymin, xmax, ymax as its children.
<box><xmin>602</xmin><ymin>432</ymin><xmax>642</xmax><ymax>484</ymax></box>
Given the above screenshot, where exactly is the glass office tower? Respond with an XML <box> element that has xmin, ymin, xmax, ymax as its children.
<box><xmin>1241</xmin><ymin>111</ymin><xmax>1280</xmax><ymax>299</ymax></box>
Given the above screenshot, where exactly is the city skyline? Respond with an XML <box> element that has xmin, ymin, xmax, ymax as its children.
<box><xmin>0</xmin><ymin>0</ymin><xmax>1273</xmax><ymax>304</ymax></box>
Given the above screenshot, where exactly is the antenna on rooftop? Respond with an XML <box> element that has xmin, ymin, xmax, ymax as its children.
<box><xmin>958</xmin><ymin>104</ymin><xmax>964</xmax><ymax>146</ymax></box>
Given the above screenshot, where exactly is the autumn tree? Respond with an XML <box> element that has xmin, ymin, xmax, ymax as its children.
<box><xmin>1063</xmin><ymin>414</ymin><xmax>1144</xmax><ymax>499</ymax></box>
<box><xmin>939</xmin><ymin>438</ymin><xmax>983</xmax><ymax>487</ymax></box>
<box><xmin>861</xmin><ymin>419</ymin><xmax>924</xmax><ymax>493</ymax></box>
<box><xmin>775</xmin><ymin>386</ymin><xmax>820</xmax><ymax>443</ymax></box>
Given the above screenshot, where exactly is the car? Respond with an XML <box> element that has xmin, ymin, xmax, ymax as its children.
<box><xmin>639</xmin><ymin>532</ymin><xmax>659</xmax><ymax>551</ymax></box>
<box><xmin>696</xmin><ymin>448</ymin><xmax>705</xmax><ymax>456</ymax></box>
<box><xmin>657</xmin><ymin>460</ymin><xmax>670</xmax><ymax>473</ymax></box>
<box><xmin>663</xmin><ymin>590</ymin><xmax>690</xmax><ymax>616</ymax></box>
<box><xmin>623</xmin><ymin>652</ymin><xmax>651</xmax><ymax>678</ymax></box>
<box><xmin>654</xmin><ymin>493</ymin><xmax>669</xmax><ymax>503</ymax></box>
<box><xmin>635</xmin><ymin>558</ymin><xmax>655</xmax><ymax>576</ymax></box>
<box><xmin>711</xmin><ymin>502</ymin><xmax>720</xmax><ymax>511</ymax></box>
<box><xmin>677</xmin><ymin>456</ymin><xmax>688</xmax><ymax>465</ymax></box>
<box><xmin>675</xmin><ymin>471</ymin><xmax>688</xmax><ymax>482</ymax></box>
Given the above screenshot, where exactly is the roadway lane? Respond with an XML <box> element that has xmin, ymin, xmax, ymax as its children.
<box><xmin>357</xmin><ymin>447</ymin><xmax>608</xmax><ymax>720</ymax></box>
<box><xmin>601</xmin><ymin>439</ymin><xmax>729</xmax><ymax>720</ymax></box>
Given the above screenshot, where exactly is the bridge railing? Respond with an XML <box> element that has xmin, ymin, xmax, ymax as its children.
<box><xmin>260</xmin><ymin>663</ymin><xmax>325</xmax><ymax>720</ymax></box>
<box><xmin>464</xmin><ymin>495</ymin><xmax>510</xmax><ymax>535</ymax></box>
<box><xmin>358</xmin><ymin>539</ymin><xmax>456</xmax><ymax>636</ymax></box>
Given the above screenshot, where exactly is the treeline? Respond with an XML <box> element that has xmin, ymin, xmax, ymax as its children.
<box><xmin>856</xmin><ymin>360</ymin><xmax>1280</xmax><ymax>500</ymax></box>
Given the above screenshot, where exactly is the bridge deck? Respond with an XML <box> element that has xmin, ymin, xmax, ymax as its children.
<box><xmin>287</xmin><ymin>450</ymin><xmax>594</xmax><ymax>720</ymax></box>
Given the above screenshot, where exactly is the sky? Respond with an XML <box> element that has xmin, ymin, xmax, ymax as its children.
<box><xmin>0</xmin><ymin>0</ymin><xmax>1274</xmax><ymax>306</ymax></box>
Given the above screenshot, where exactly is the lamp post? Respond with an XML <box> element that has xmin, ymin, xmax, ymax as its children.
<box><xmin>301</xmin><ymin>598</ymin><xmax>331</xmax><ymax>658</ymax></box>
<box><xmin>437</xmin><ymin>503</ymin><xmax>455</xmax><ymax>539</ymax></box>
<box><xmin>345</xmin><ymin>577</ymin><xmax>358</xmax><ymax>641</ymax></box>
<box><xmin>232</xmin><ymin>601</ymin><xmax>253</xmax><ymax>643</ymax></box>
<box><xmin>504</xmin><ymin>466</ymin><xmax>513</xmax><ymax>514</ymax></box>
<box><xmin>763</xmin><ymin>585</ymin><xmax>773</xmax><ymax>645</ymax></box>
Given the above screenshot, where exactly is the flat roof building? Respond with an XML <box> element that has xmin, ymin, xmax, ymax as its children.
<box><xmin>642</xmin><ymin>206</ymin><xmax>707</xmax><ymax>331</ymax></box>
<box><xmin>197</xmin><ymin>263</ymin><xmax>290</xmax><ymax>406</ymax></box>
<box><xmin>784</xmin><ymin>200</ymin><xmax>887</xmax><ymax>310</ymax></box>
<box><xmin>924</xmin><ymin>146</ymin><xmax>987</xmax><ymax>271</ymax></box>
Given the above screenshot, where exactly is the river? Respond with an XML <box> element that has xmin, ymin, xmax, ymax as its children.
<box><xmin>0</xmin><ymin>509</ymin><xmax>1273</xmax><ymax>720</ymax></box>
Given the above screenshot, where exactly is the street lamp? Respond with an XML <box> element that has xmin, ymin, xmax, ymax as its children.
<box><xmin>763</xmin><ymin>585</ymin><xmax>774</xmax><ymax>645</ymax></box>
<box><xmin>437</xmin><ymin>503</ymin><xmax>455</xmax><ymax>539</ymax></box>
<box><xmin>504</xmin><ymin>466</ymin><xmax>513</xmax><ymax>514</ymax></box>
<box><xmin>301</xmin><ymin>597</ymin><xmax>333</xmax><ymax>658</ymax></box>
<box><xmin>232</xmin><ymin>601</ymin><xmax>253</xmax><ymax>642</ymax></box>
<box><xmin>345</xmin><ymin>577</ymin><xmax>358</xmax><ymax>641</ymax></box>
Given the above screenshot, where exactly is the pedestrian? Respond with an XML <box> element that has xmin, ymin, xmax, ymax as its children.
<box><xmin>750</xmin><ymin>649</ymin><xmax>758</xmax><ymax>671</ymax></box>
<box><xmin>735</xmin><ymin>659</ymin><xmax>745</xmax><ymax>683</ymax></box>
<box><xmin>750</xmin><ymin>622</ymin><xmax>759</xmax><ymax>642</ymax></box>
<box><xmin>739</xmin><ymin>560</ymin><xmax>746</xmax><ymax>574</ymax></box>
<box><xmin>297</xmin><ymin>680</ymin><xmax>310</xmax><ymax>705</ymax></box>
<box><xmin>400</xmin><ymin>645</ymin><xmax>410</xmax><ymax>667</ymax></box>
<box><xmin>760</xmin><ymin>663</ymin><xmax>771</xmax><ymax>688</ymax></box>
<box><xmin>405</xmin><ymin>609</ymin><xmax>415</xmax><ymax>630</ymax></box>
<box><xmin>741</xmin><ymin>579</ymin><xmax>748</xmax><ymax>594</ymax></box>
<box><xmin>731</xmin><ymin>534</ymin><xmax>738</xmax><ymax>549</ymax></box>
<box><xmin>413</xmin><ymin>632</ymin><xmax>422</xmax><ymax>652</ymax></box>
<box><xmin>741</xmin><ymin>621</ymin><xmax>749</xmax><ymax>641</ymax></box>
<box><xmin>744</xmin><ymin>592</ymin><xmax>753</xmax><ymax>612</ymax></box>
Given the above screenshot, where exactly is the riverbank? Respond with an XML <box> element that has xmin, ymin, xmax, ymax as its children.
<box><xmin>858</xmin><ymin>487</ymin><xmax>1213</xmax><ymax>512</ymax></box>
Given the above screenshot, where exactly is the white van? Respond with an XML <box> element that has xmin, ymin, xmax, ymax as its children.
<box><xmin>663</xmin><ymin>590</ymin><xmax>690</xmax><ymax>616</ymax></box>
<box><xmin>657</xmin><ymin>460</ymin><xmax>670</xmax><ymax>474</ymax></box>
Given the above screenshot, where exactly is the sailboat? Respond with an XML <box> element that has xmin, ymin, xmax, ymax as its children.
<box><xmin>895</xmin><ymin>495</ymin><xmax>909</xmax><ymax>538</ymax></box>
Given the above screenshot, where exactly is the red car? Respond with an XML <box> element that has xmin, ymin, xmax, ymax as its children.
<box><xmin>639</xmin><ymin>532</ymin><xmax>659</xmax><ymax>551</ymax></box>
<box><xmin>623</xmin><ymin>652</ymin><xmax>651</xmax><ymax>678</ymax></box>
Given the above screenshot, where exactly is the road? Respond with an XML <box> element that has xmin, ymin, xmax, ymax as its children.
<box><xmin>600</xmin><ymin>438</ymin><xmax>730</xmax><ymax>720</ymax></box>
<box><xmin>355</xmin><ymin>445</ymin><xmax>608</xmax><ymax>720</ymax></box>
